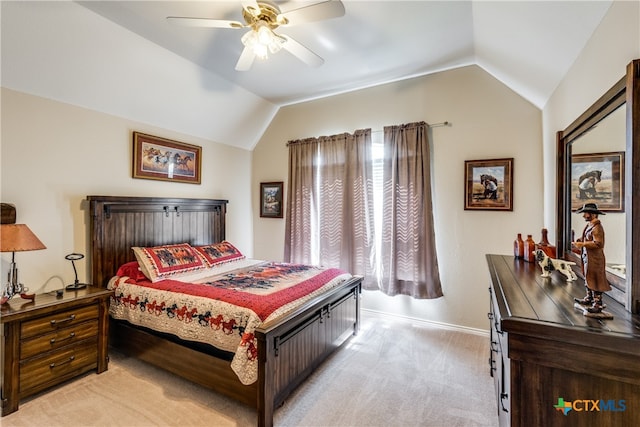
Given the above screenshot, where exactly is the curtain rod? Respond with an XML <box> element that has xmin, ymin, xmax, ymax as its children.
<box><xmin>371</xmin><ymin>121</ymin><xmax>450</xmax><ymax>133</ymax></box>
<box><xmin>287</xmin><ymin>121</ymin><xmax>451</xmax><ymax>146</ymax></box>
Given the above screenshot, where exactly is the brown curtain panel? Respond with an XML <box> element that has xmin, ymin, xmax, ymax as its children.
<box><xmin>377</xmin><ymin>121</ymin><xmax>443</xmax><ymax>298</ymax></box>
<box><xmin>284</xmin><ymin>130</ymin><xmax>376</xmax><ymax>285</ymax></box>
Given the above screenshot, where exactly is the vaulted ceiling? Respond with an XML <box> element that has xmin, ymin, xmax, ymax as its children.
<box><xmin>77</xmin><ymin>0</ymin><xmax>612</xmax><ymax>107</ymax></box>
<box><xmin>2</xmin><ymin>1</ymin><xmax>613</xmax><ymax>149</ymax></box>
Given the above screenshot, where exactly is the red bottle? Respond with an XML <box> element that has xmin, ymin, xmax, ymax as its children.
<box><xmin>537</xmin><ymin>228</ymin><xmax>556</xmax><ymax>258</ymax></box>
<box><xmin>524</xmin><ymin>235</ymin><xmax>536</xmax><ymax>263</ymax></box>
<box><xmin>514</xmin><ymin>233</ymin><xmax>524</xmax><ymax>259</ymax></box>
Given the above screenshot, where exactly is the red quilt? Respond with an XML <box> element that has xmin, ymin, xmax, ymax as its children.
<box><xmin>108</xmin><ymin>260</ymin><xmax>350</xmax><ymax>385</ymax></box>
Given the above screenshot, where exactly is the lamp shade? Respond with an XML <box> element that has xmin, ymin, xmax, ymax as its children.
<box><xmin>0</xmin><ymin>224</ymin><xmax>46</xmax><ymax>252</ymax></box>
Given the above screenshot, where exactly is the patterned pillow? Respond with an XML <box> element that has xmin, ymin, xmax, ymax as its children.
<box><xmin>193</xmin><ymin>241</ymin><xmax>245</xmax><ymax>268</ymax></box>
<box><xmin>116</xmin><ymin>261</ymin><xmax>147</xmax><ymax>282</ymax></box>
<box><xmin>132</xmin><ymin>243</ymin><xmax>205</xmax><ymax>282</ymax></box>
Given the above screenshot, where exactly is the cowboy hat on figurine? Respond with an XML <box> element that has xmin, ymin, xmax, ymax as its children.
<box><xmin>575</xmin><ymin>202</ymin><xmax>606</xmax><ymax>215</ymax></box>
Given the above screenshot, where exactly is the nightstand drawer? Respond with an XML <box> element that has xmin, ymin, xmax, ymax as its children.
<box><xmin>20</xmin><ymin>305</ymin><xmax>98</xmax><ymax>339</ymax></box>
<box><xmin>20</xmin><ymin>320</ymin><xmax>99</xmax><ymax>359</ymax></box>
<box><xmin>19</xmin><ymin>339</ymin><xmax>98</xmax><ymax>397</ymax></box>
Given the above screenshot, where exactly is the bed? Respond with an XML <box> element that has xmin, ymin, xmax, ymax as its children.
<box><xmin>87</xmin><ymin>195</ymin><xmax>362</xmax><ymax>427</ymax></box>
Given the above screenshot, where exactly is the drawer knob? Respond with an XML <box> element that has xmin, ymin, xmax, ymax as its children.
<box><xmin>50</xmin><ymin>314</ymin><xmax>76</xmax><ymax>326</ymax></box>
<box><xmin>50</xmin><ymin>332</ymin><xmax>76</xmax><ymax>345</ymax></box>
<box><xmin>49</xmin><ymin>355</ymin><xmax>75</xmax><ymax>369</ymax></box>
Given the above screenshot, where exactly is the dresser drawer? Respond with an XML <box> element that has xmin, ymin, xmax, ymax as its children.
<box><xmin>20</xmin><ymin>320</ymin><xmax>99</xmax><ymax>359</ymax></box>
<box><xmin>20</xmin><ymin>305</ymin><xmax>98</xmax><ymax>339</ymax></box>
<box><xmin>19</xmin><ymin>339</ymin><xmax>98</xmax><ymax>397</ymax></box>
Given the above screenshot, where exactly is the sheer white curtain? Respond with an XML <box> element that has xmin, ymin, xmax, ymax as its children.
<box><xmin>284</xmin><ymin>130</ymin><xmax>376</xmax><ymax>286</ymax></box>
<box><xmin>376</xmin><ymin>121</ymin><xmax>442</xmax><ymax>298</ymax></box>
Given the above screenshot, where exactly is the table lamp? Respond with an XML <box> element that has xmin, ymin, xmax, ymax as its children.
<box><xmin>0</xmin><ymin>224</ymin><xmax>46</xmax><ymax>304</ymax></box>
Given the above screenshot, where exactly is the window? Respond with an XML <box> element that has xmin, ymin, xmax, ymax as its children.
<box><xmin>286</xmin><ymin>122</ymin><xmax>442</xmax><ymax>299</ymax></box>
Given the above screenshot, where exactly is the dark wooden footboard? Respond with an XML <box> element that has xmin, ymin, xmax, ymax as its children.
<box><xmin>256</xmin><ymin>276</ymin><xmax>361</xmax><ymax>426</ymax></box>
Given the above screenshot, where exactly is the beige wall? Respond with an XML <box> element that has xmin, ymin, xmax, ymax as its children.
<box><xmin>252</xmin><ymin>65</ymin><xmax>543</xmax><ymax>331</ymax></box>
<box><xmin>0</xmin><ymin>88</ymin><xmax>253</xmax><ymax>294</ymax></box>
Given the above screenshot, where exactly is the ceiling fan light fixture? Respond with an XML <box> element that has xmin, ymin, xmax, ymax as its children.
<box><xmin>257</xmin><ymin>24</ymin><xmax>273</xmax><ymax>45</ymax></box>
<box><xmin>254</xmin><ymin>41</ymin><xmax>269</xmax><ymax>59</ymax></box>
<box><xmin>241</xmin><ymin>21</ymin><xmax>285</xmax><ymax>60</ymax></box>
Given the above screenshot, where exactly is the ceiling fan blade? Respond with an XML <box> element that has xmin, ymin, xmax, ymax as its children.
<box><xmin>279</xmin><ymin>0</ymin><xmax>345</xmax><ymax>25</ymax></box>
<box><xmin>235</xmin><ymin>46</ymin><xmax>256</xmax><ymax>71</ymax></box>
<box><xmin>166</xmin><ymin>17</ymin><xmax>244</xmax><ymax>29</ymax></box>
<box><xmin>241</xmin><ymin>0</ymin><xmax>262</xmax><ymax>18</ymax></box>
<box><xmin>281</xmin><ymin>35</ymin><xmax>324</xmax><ymax>67</ymax></box>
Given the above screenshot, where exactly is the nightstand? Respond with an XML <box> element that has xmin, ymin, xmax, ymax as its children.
<box><xmin>1</xmin><ymin>286</ymin><xmax>112</xmax><ymax>416</ymax></box>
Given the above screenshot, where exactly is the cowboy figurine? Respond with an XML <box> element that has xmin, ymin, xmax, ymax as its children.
<box><xmin>572</xmin><ymin>203</ymin><xmax>612</xmax><ymax>318</ymax></box>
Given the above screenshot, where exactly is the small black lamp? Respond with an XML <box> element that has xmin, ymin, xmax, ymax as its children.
<box><xmin>65</xmin><ymin>253</ymin><xmax>88</xmax><ymax>290</ymax></box>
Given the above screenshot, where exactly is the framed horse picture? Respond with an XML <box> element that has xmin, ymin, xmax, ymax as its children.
<box><xmin>260</xmin><ymin>181</ymin><xmax>284</xmax><ymax>218</ymax></box>
<box><xmin>464</xmin><ymin>158</ymin><xmax>513</xmax><ymax>211</ymax></box>
<box><xmin>571</xmin><ymin>151</ymin><xmax>624</xmax><ymax>212</ymax></box>
<box><xmin>132</xmin><ymin>132</ymin><xmax>202</xmax><ymax>184</ymax></box>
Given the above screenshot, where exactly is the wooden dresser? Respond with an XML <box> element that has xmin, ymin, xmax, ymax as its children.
<box><xmin>486</xmin><ymin>254</ymin><xmax>639</xmax><ymax>427</ymax></box>
<box><xmin>1</xmin><ymin>287</ymin><xmax>112</xmax><ymax>416</ymax></box>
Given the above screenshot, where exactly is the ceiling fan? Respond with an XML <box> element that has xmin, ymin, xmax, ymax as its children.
<box><xmin>167</xmin><ymin>0</ymin><xmax>345</xmax><ymax>71</ymax></box>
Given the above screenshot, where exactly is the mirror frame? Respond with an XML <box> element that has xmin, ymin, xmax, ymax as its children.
<box><xmin>556</xmin><ymin>59</ymin><xmax>639</xmax><ymax>314</ymax></box>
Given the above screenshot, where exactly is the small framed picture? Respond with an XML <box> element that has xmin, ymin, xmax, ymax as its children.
<box><xmin>132</xmin><ymin>132</ymin><xmax>202</xmax><ymax>184</ymax></box>
<box><xmin>571</xmin><ymin>151</ymin><xmax>624</xmax><ymax>212</ymax></box>
<box><xmin>464</xmin><ymin>158</ymin><xmax>513</xmax><ymax>211</ymax></box>
<box><xmin>260</xmin><ymin>182</ymin><xmax>284</xmax><ymax>218</ymax></box>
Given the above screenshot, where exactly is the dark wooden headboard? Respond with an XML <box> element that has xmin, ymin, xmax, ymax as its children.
<box><xmin>87</xmin><ymin>196</ymin><xmax>228</xmax><ymax>288</ymax></box>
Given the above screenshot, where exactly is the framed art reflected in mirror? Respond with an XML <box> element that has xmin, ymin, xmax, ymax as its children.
<box><xmin>571</xmin><ymin>151</ymin><xmax>624</xmax><ymax>212</ymax></box>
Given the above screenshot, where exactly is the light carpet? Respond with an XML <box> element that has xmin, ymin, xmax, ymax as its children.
<box><xmin>2</xmin><ymin>311</ymin><xmax>498</xmax><ymax>427</ymax></box>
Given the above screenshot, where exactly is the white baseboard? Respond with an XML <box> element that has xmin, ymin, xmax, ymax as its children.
<box><xmin>361</xmin><ymin>308</ymin><xmax>489</xmax><ymax>337</ymax></box>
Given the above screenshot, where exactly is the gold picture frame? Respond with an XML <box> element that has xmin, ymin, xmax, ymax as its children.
<box><xmin>464</xmin><ymin>158</ymin><xmax>513</xmax><ymax>211</ymax></box>
<box><xmin>132</xmin><ymin>132</ymin><xmax>202</xmax><ymax>184</ymax></box>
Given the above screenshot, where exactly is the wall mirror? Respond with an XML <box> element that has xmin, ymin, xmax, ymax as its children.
<box><xmin>556</xmin><ymin>59</ymin><xmax>639</xmax><ymax>314</ymax></box>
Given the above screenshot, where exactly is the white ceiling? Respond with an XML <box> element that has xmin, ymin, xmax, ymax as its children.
<box><xmin>76</xmin><ymin>0</ymin><xmax>612</xmax><ymax>108</ymax></box>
